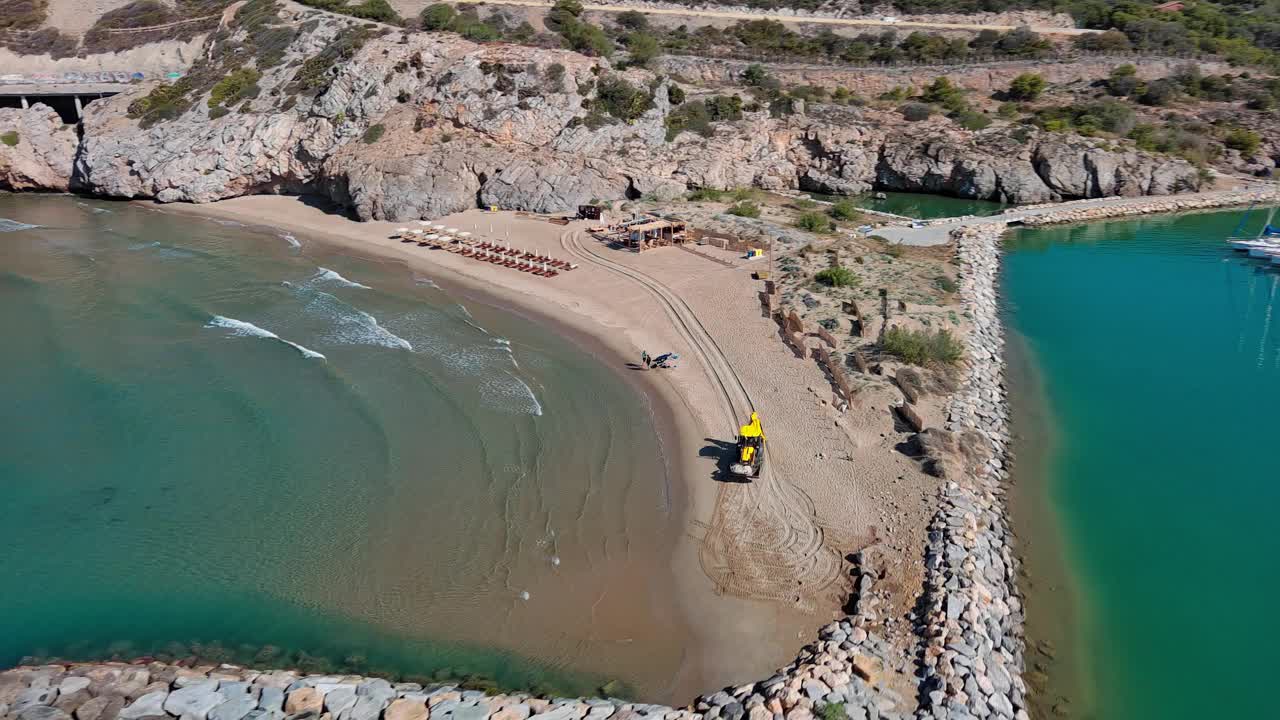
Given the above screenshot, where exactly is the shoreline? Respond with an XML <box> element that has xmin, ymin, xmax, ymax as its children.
<box><xmin>136</xmin><ymin>194</ymin><xmax>802</xmax><ymax>704</ymax></box>
<box><xmin>1001</xmin><ymin>323</ymin><xmax>1091</xmax><ymax>719</ymax></box>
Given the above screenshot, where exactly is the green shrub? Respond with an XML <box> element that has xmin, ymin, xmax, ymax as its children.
<box><xmin>794</xmin><ymin>198</ymin><xmax>817</xmax><ymax>209</ymax></box>
<box><xmin>362</xmin><ymin>123</ymin><xmax>386</xmax><ymax>143</ymax></box>
<box><xmin>818</xmin><ymin>703</ymin><xmax>846</xmax><ymax>720</ymax></box>
<box><xmin>954</xmin><ymin>110</ymin><xmax>991</xmax><ymax>131</ymax></box>
<box><xmin>828</xmin><ymin>199</ymin><xmax>863</xmax><ymax>222</ymax></box>
<box><xmin>1223</xmin><ymin>128</ymin><xmax>1261</xmax><ymax>156</ymax></box>
<box><xmin>727</xmin><ymin>202</ymin><xmax>761</xmax><ymax>218</ymax></box>
<box><xmin>729</xmin><ymin>187</ymin><xmax>758</xmax><ymax>202</ymax></box>
<box><xmin>882</xmin><ymin>327</ymin><xmax>963</xmax><ymax>366</ymax></box>
<box><xmin>1006</xmin><ymin>73</ymin><xmax>1045</xmax><ymax>101</ymax></box>
<box><xmin>795</xmin><ymin>211</ymin><xmax>833</xmax><ymax>233</ymax></box>
<box><xmin>594</xmin><ymin>75</ymin><xmax>652</xmax><ymax>121</ymax></box>
<box><xmin>419</xmin><ymin>3</ymin><xmax>455</xmax><ymax>30</ymax></box>
<box><xmin>623</xmin><ymin>31</ymin><xmax>659</xmax><ymax>67</ymax></box>
<box><xmin>0</xmin><ymin>130</ymin><xmax>18</xmax><ymax>147</ymax></box>
<box><xmin>934</xmin><ymin>275</ymin><xmax>958</xmax><ymax>293</ymax></box>
<box><xmin>0</xmin><ymin>0</ymin><xmax>47</xmax><ymax>30</ymax></box>
<box><xmin>208</xmin><ymin>68</ymin><xmax>261</xmax><ymax>108</ymax></box>
<box><xmin>348</xmin><ymin>0</ymin><xmax>398</xmax><ymax>23</ymax></box>
<box><xmin>665</xmin><ymin>100</ymin><xmax>712</xmax><ymax>140</ymax></box>
<box><xmin>996</xmin><ymin>102</ymin><xmax>1020</xmax><ymax>119</ymax></box>
<box><xmin>815</xmin><ymin>266</ymin><xmax>857</xmax><ymax>288</ymax></box>
<box><xmin>687</xmin><ymin>187</ymin><xmax>724</xmax><ymax>202</ymax></box>
<box><xmin>667</xmin><ymin>84</ymin><xmax>686</xmax><ymax>106</ymax></box>
<box><xmin>208</xmin><ymin>105</ymin><xmax>230</xmax><ymax>119</ymax></box>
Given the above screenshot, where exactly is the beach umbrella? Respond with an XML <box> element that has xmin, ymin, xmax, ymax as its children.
<box><xmin>433</xmin><ymin>224</ymin><xmax>446</xmax><ymax>231</ymax></box>
<box><xmin>459</xmin><ymin>231</ymin><xmax>471</xmax><ymax>237</ymax></box>
<box><xmin>417</xmin><ymin>220</ymin><xmax>430</xmax><ymax>226</ymax></box>
<box><xmin>412</xmin><ymin>229</ymin><xmax>423</xmax><ymax>235</ymax></box>
<box><xmin>396</xmin><ymin>227</ymin><xmax>408</xmax><ymax>233</ymax></box>
<box><xmin>446</xmin><ymin>227</ymin><xmax>460</xmax><ymax>234</ymax></box>
<box><xmin>426</xmin><ymin>233</ymin><xmax>439</xmax><ymax>240</ymax></box>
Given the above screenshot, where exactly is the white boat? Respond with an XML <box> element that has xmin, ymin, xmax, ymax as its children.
<box><xmin>1229</xmin><ymin>201</ymin><xmax>1278</xmax><ymax>252</ymax></box>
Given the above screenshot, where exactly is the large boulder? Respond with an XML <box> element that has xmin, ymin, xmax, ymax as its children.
<box><xmin>0</xmin><ymin>106</ymin><xmax>77</xmax><ymax>191</ymax></box>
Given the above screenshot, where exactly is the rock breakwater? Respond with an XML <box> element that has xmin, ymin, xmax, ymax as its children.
<box><xmin>912</xmin><ymin>223</ymin><xmax>1025</xmax><ymax>720</ymax></box>
<box><xmin>1015</xmin><ymin>187</ymin><xmax>1280</xmax><ymax>226</ymax></box>
<box><xmin>0</xmin><ymin>612</ymin><xmax>913</xmax><ymax>720</ymax></box>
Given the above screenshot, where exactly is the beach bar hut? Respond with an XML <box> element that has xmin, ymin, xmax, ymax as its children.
<box><xmin>627</xmin><ymin>220</ymin><xmax>688</xmax><ymax>251</ymax></box>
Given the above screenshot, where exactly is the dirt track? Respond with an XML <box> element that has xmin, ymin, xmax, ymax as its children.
<box><xmin>438</xmin><ymin>1</ymin><xmax>1100</xmax><ymax>36</ymax></box>
<box><xmin>561</xmin><ymin>230</ymin><xmax>844</xmax><ymax>609</ymax></box>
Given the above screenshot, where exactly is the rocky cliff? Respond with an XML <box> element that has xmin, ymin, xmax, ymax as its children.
<box><xmin>0</xmin><ymin>106</ymin><xmax>79</xmax><ymax>192</ymax></box>
<box><xmin>8</xmin><ymin>2</ymin><xmax>1202</xmax><ymax>218</ymax></box>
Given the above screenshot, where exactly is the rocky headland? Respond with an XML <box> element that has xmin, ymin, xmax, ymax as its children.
<box><xmin>0</xmin><ymin>2</ymin><xmax>1201</xmax><ymax>218</ymax></box>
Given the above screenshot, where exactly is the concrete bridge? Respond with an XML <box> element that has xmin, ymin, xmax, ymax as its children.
<box><xmin>0</xmin><ymin>70</ymin><xmax>182</xmax><ymax>122</ymax></box>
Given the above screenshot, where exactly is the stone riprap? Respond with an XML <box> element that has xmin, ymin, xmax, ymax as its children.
<box><xmin>0</xmin><ymin>602</ymin><xmax>911</xmax><ymax>720</ymax></box>
<box><xmin>911</xmin><ymin>222</ymin><xmax>1025</xmax><ymax>720</ymax></box>
<box><xmin>1015</xmin><ymin>187</ymin><xmax>1280</xmax><ymax>227</ymax></box>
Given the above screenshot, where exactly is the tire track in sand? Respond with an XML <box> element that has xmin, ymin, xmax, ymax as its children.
<box><xmin>561</xmin><ymin>230</ymin><xmax>842</xmax><ymax>608</ymax></box>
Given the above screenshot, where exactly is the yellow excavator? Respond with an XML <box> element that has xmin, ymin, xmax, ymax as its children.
<box><xmin>729</xmin><ymin>412</ymin><xmax>765</xmax><ymax>478</ymax></box>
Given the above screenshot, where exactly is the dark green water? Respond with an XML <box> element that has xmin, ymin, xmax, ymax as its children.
<box><xmin>1002</xmin><ymin>210</ymin><xmax>1280</xmax><ymax>719</ymax></box>
<box><xmin>807</xmin><ymin>191</ymin><xmax>1008</xmax><ymax>219</ymax></box>
<box><xmin>0</xmin><ymin>195</ymin><xmax>690</xmax><ymax>699</ymax></box>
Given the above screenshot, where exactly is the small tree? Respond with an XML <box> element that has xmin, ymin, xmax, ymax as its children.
<box><xmin>1006</xmin><ymin>73</ymin><xmax>1045</xmax><ymax>101</ymax></box>
<box><xmin>727</xmin><ymin>201</ymin><xmax>761</xmax><ymax>218</ymax></box>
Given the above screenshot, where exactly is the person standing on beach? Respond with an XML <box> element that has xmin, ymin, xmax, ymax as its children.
<box><xmin>641</xmin><ymin>351</ymin><xmax>651</xmax><ymax>369</ymax></box>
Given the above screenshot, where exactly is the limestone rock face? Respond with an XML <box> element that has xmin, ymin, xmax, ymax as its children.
<box><xmin>61</xmin><ymin>5</ymin><xmax>1202</xmax><ymax>221</ymax></box>
<box><xmin>0</xmin><ymin>106</ymin><xmax>78</xmax><ymax>192</ymax></box>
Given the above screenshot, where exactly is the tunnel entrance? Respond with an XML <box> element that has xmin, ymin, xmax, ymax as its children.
<box><xmin>0</xmin><ymin>93</ymin><xmax>119</xmax><ymax>124</ymax></box>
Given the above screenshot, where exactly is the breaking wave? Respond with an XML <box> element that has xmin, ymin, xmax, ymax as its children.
<box><xmin>312</xmin><ymin>267</ymin><xmax>371</xmax><ymax>289</ymax></box>
<box><xmin>0</xmin><ymin>219</ymin><xmax>40</xmax><ymax>233</ymax></box>
<box><xmin>282</xmin><ymin>233</ymin><xmax>301</xmax><ymax>248</ymax></box>
<box><xmin>205</xmin><ymin>315</ymin><xmax>326</xmax><ymax>360</ymax></box>
<box><xmin>295</xmin><ymin>287</ymin><xmax>412</xmax><ymax>351</ymax></box>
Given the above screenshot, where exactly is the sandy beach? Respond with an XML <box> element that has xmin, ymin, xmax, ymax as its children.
<box><xmin>150</xmin><ymin>194</ymin><xmax>942</xmax><ymax>703</ymax></box>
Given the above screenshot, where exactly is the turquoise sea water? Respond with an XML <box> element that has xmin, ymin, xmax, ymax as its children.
<box><xmin>0</xmin><ymin>195</ymin><xmax>688</xmax><ymax>698</ymax></box>
<box><xmin>1002</xmin><ymin>210</ymin><xmax>1280</xmax><ymax>719</ymax></box>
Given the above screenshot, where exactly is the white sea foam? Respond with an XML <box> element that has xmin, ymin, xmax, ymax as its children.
<box><xmin>206</xmin><ymin>315</ymin><xmax>326</xmax><ymax>360</ymax></box>
<box><xmin>480</xmin><ymin>371</ymin><xmax>544</xmax><ymax>416</ymax></box>
<box><xmin>414</xmin><ymin>276</ymin><xmax>440</xmax><ymax>289</ymax></box>
<box><xmin>299</xmin><ymin>288</ymin><xmax>412</xmax><ymax>351</ymax></box>
<box><xmin>312</xmin><ymin>267</ymin><xmax>371</xmax><ymax>289</ymax></box>
<box><xmin>0</xmin><ymin>219</ymin><xmax>40</xmax><ymax>232</ymax></box>
<box><xmin>281</xmin><ymin>233</ymin><xmax>301</xmax><ymax>248</ymax></box>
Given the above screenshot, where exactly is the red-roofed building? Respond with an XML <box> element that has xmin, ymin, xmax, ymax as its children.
<box><xmin>1154</xmin><ymin>1</ymin><xmax>1186</xmax><ymax>12</ymax></box>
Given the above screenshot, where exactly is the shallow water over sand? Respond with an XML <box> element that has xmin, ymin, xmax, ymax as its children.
<box><xmin>1002</xmin><ymin>210</ymin><xmax>1280</xmax><ymax>719</ymax></box>
<box><xmin>0</xmin><ymin>195</ymin><xmax>691</xmax><ymax>699</ymax></box>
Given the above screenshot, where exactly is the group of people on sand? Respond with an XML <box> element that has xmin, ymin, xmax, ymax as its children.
<box><xmin>640</xmin><ymin>350</ymin><xmax>678</xmax><ymax>370</ymax></box>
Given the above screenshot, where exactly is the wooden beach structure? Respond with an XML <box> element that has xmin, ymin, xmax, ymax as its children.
<box><xmin>626</xmin><ymin>219</ymin><xmax>689</xmax><ymax>251</ymax></box>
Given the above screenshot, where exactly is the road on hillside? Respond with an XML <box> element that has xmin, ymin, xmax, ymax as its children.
<box><xmin>438</xmin><ymin>1</ymin><xmax>1100</xmax><ymax>36</ymax></box>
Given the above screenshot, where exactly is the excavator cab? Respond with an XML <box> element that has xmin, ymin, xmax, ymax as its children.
<box><xmin>729</xmin><ymin>412</ymin><xmax>765</xmax><ymax>478</ymax></box>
